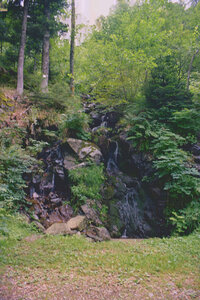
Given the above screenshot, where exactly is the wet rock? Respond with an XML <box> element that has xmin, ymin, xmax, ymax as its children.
<box><xmin>67</xmin><ymin>215</ymin><xmax>88</xmax><ymax>231</ymax></box>
<box><xmin>32</xmin><ymin>175</ymin><xmax>41</xmax><ymax>184</ymax></box>
<box><xmin>150</xmin><ymin>187</ymin><xmax>162</xmax><ymax>200</ymax></box>
<box><xmin>81</xmin><ymin>204</ymin><xmax>103</xmax><ymax>226</ymax></box>
<box><xmin>110</xmin><ymin>225</ymin><xmax>121</xmax><ymax>238</ymax></box>
<box><xmin>107</xmin><ymin>200</ymin><xmax>124</xmax><ymax>237</ymax></box>
<box><xmin>194</xmin><ymin>156</ymin><xmax>200</xmax><ymax>164</ymax></box>
<box><xmin>191</xmin><ymin>143</ymin><xmax>200</xmax><ymax>156</ymax></box>
<box><xmin>45</xmin><ymin>223</ymin><xmax>72</xmax><ymax>235</ymax></box>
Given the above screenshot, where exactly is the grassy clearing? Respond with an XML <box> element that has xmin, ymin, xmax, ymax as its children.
<box><xmin>0</xmin><ymin>216</ymin><xmax>200</xmax><ymax>299</ymax></box>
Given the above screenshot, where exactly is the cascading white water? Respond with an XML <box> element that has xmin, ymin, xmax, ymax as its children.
<box><xmin>106</xmin><ymin>141</ymin><xmax>119</xmax><ymax>173</ymax></box>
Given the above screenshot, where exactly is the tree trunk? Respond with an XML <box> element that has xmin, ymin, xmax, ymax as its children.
<box><xmin>17</xmin><ymin>0</ymin><xmax>29</xmax><ymax>96</ymax></box>
<box><xmin>70</xmin><ymin>0</ymin><xmax>75</xmax><ymax>96</ymax></box>
<box><xmin>187</xmin><ymin>48</ymin><xmax>199</xmax><ymax>91</ymax></box>
<box><xmin>41</xmin><ymin>0</ymin><xmax>50</xmax><ymax>93</ymax></box>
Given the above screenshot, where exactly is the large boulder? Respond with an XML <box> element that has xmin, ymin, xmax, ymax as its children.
<box><xmin>66</xmin><ymin>138</ymin><xmax>102</xmax><ymax>163</ymax></box>
<box><xmin>85</xmin><ymin>226</ymin><xmax>111</xmax><ymax>242</ymax></box>
<box><xmin>45</xmin><ymin>223</ymin><xmax>72</xmax><ymax>235</ymax></box>
<box><xmin>67</xmin><ymin>215</ymin><xmax>88</xmax><ymax>231</ymax></box>
<box><xmin>81</xmin><ymin>203</ymin><xmax>103</xmax><ymax>226</ymax></box>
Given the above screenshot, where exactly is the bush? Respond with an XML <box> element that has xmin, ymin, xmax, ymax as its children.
<box><xmin>152</xmin><ymin>129</ymin><xmax>199</xmax><ymax>208</ymax></box>
<box><xmin>31</xmin><ymin>82</ymin><xmax>75</xmax><ymax>111</ymax></box>
<box><xmin>170</xmin><ymin>108</ymin><xmax>200</xmax><ymax>143</ymax></box>
<box><xmin>59</xmin><ymin>111</ymin><xmax>91</xmax><ymax>140</ymax></box>
<box><xmin>126</xmin><ymin>110</ymin><xmax>200</xmax><ymax>234</ymax></box>
<box><xmin>0</xmin><ymin>145</ymin><xmax>35</xmax><ymax>211</ymax></box>
<box><xmin>69</xmin><ymin>163</ymin><xmax>105</xmax><ymax>209</ymax></box>
<box><xmin>170</xmin><ymin>201</ymin><xmax>200</xmax><ymax>235</ymax></box>
<box><xmin>126</xmin><ymin>111</ymin><xmax>158</xmax><ymax>151</ymax></box>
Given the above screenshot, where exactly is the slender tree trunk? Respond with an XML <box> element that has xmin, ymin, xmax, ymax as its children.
<box><xmin>41</xmin><ymin>0</ymin><xmax>50</xmax><ymax>93</ymax></box>
<box><xmin>187</xmin><ymin>48</ymin><xmax>199</xmax><ymax>91</ymax></box>
<box><xmin>17</xmin><ymin>0</ymin><xmax>29</xmax><ymax>96</ymax></box>
<box><xmin>70</xmin><ymin>0</ymin><xmax>75</xmax><ymax>96</ymax></box>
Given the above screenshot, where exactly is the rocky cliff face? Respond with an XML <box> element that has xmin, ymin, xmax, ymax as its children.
<box><xmin>25</xmin><ymin>103</ymin><xmax>172</xmax><ymax>238</ymax></box>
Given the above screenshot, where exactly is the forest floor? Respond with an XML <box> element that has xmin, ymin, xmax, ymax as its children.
<box><xmin>0</xmin><ymin>233</ymin><xmax>199</xmax><ymax>300</ymax></box>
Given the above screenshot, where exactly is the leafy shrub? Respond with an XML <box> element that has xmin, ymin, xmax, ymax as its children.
<box><xmin>170</xmin><ymin>201</ymin><xmax>200</xmax><ymax>235</ymax></box>
<box><xmin>69</xmin><ymin>163</ymin><xmax>105</xmax><ymax>209</ymax></box>
<box><xmin>170</xmin><ymin>109</ymin><xmax>200</xmax><ymax>143</ymax></box>
<box><xmin>152</xmin><ymin>130</ymin><xmax>199</xmax><ymax>208</ymax></box>
<box><xmin>31</xmin><ymin>82</ymin><xmax>74</xmax><ymax>111</ymax></box>
<box><xmin>126</xmin><ymin>110</ymin><xmax>200</xmax><ymax>233</ymax></box>
<box><xmin>24</xmin><ymin>71</ymin><xmax>42</xmax><ymax>93</ymax></box>
<box><xmin>27</xmin><ymin>138</ymin><xmax>49</xmax><ymax>156</ymax></box>
<box><xmin>126</xmin><ymin>111</ymin><xmax>158</xmax><ymax>151</ymax></box>
<box><xmin>0</xmin><ymin>145</ymin><xmax>35</xmax><ymax>211</ymax></box>
<box><xmin>60</xmin><ymin>111</ymin><xmax>91</xmax><ymax>140</ymax></box>
<box><xmin>0</xmin><ymin>124</ymin><xmax>26</xmax><ymax>148</ymax></box>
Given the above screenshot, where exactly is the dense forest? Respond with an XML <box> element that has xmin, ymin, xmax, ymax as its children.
<box><xmin>0</xmin><ymin>0</ymin><xmax>200</xmax><ymax>297</ymax></box>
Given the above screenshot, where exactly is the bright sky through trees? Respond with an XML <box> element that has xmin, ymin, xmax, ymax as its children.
<box><xmin>76</xmin><ymin>0</ymin><xmax>117</xmax><ymax>24</ymax></box>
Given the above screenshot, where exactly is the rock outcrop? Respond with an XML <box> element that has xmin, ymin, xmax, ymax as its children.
<box><xmin>45</xmin><ymin>223</ymin><xmax>72</xmax><ymax>235</ymax></box>
<box><xmin>66</xmin><ymin>215</ymin><xmax>88</xmax><ymax>231</ymax></box>
<box><xmin>66</xmin><ymin>138</ymin><xmax>102</xmax><ymax>163</ymax></box>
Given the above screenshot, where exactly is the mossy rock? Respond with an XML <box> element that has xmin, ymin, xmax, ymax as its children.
<box><xmin>108</xmin><ymin>200</ymin><xmax>124</xmax><ymax>237</ymax></box>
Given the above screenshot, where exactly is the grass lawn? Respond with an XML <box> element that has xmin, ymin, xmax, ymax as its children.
<box><xmin>0</xmin><ymin>214</ymin><xmax>199</xmax><ymax>299</ymax></box>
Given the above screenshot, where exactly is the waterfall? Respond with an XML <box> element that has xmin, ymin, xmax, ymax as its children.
<box><xmin>118</xmin><ymin>188</ymin><xmax>146</xmax><ymax>238</ymax></box>
<box><xmin>106</xmin><ymin>141</ymin><xmax>119</xmax><ymax>173</ymax></box>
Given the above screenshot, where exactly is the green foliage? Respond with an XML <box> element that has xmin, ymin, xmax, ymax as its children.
<box><xmin>24</xmin><ymin>71</ymin><xmax>43</xmax><ymax>92</ymax></box>
<box><xmin>170</xmin><ymin>201</ymin><xmax>200</xmax><ymax>235</ymax></box>
<box><xmin>0</xmin><ymin>123</ymin><xmax>26</xmax><ymax>148</ymax></box>
<box><xmin>170</xmin><ymin>108</ymin><xmax>200</xmax><ymax>143</ymax></box>
<box><xmin>0</xmin><ymin>208</ymin><xmax>37</xmax><ymax>239</ymax></box>
<box><xmin>69</xmin><ymin>164</ymin><xmax>105</xmax><ymax>209</ymax></box>
<box><xmin>31</xmin><ymin>82</ymin><xmax>72</xmax><ymax>111</ymax></box>
<box><xmin>150</xmin><ymin>129</ymin><xmax>185</xmax><ymax>156</ymax></box>
<box><xmin>0</xmin><ymin>145</ymin><xmax>35</xmax><ymax>211</ymax></box>
<box><xmin>126</xmin><ymin>106</ymin><xmax>200</xmax><ymax>234</ymax></box>
<box><xmin>145</xmin><ymin>56</ymin><xmax>192</xmax><ymax>109</ymax></box>
<box><xmin>75</xmin><ymin>0</ymin><xmax>199</xmax><ymax>106</ymax></box>
<box><xmin>128</xmin><ymin>114</ymin><xmax>157</xmax><ymax>151</ymax></box>
<box><xmin>60</xmin><ymin>111</ymin><xmax>91</xmax><ymax>140</ymax></box>
<box><xmin>27</xmin><ymin>138</ymin><xmax>49</xmax><ymax>156</ymax></box>
<box><xmin>151</xmin><ymin>129</ymin><xmax>199</xmax><ymax>209</ymax></box>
